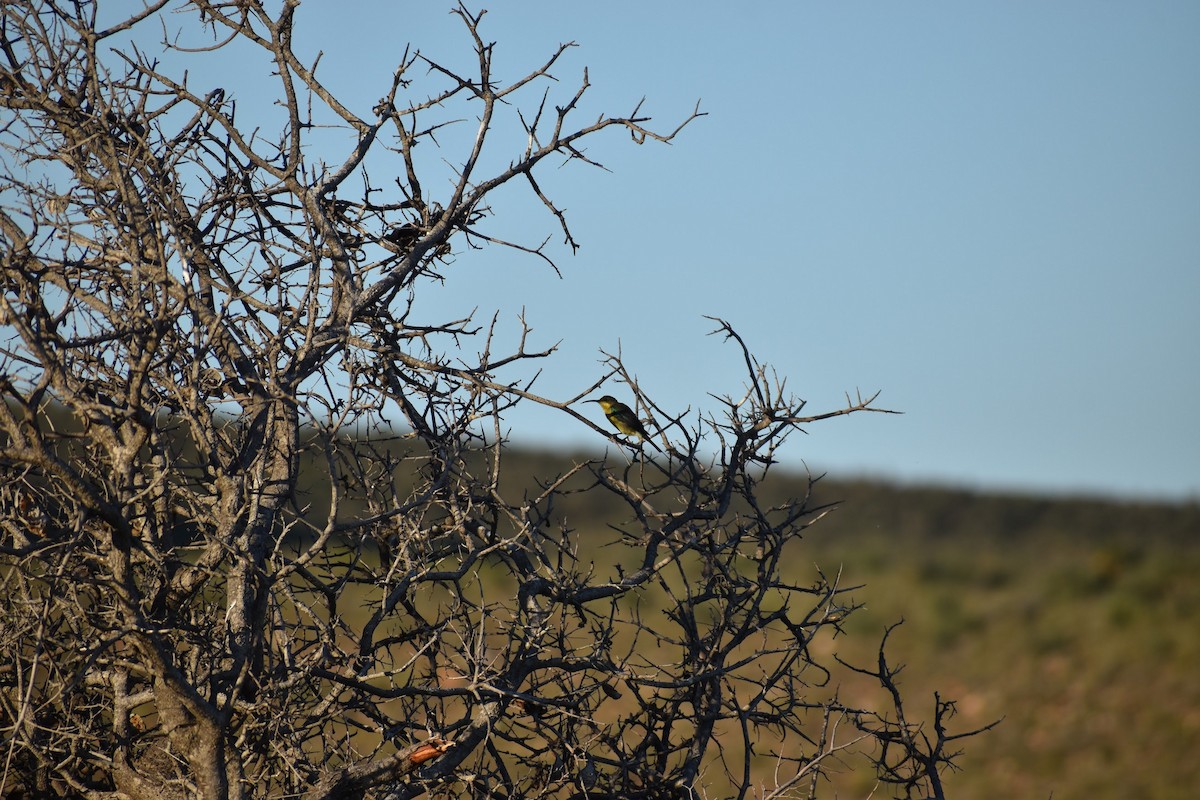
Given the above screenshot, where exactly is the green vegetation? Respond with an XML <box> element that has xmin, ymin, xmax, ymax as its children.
<box><xmin>477</xmin><ymin>449</ymin><xmax>1200</xmax><ymax>799</ymax></box>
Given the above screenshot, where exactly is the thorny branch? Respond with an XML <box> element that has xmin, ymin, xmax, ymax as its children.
<box><xmin>0</xmin><ymin>2</ymin><xmax>989</xmax><ymax>799</ymax></box>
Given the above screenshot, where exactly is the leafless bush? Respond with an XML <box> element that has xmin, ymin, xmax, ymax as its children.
<box><xmin>1</xmin><ymin>2</ymin><xmax>992</xmax><ymax>798</ymax></box>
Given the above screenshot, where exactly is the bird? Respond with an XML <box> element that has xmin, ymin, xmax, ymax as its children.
<box><xmin>587</xmin><ymin>395</ymin><xmax>651</xmax><ymax>440</ymax></box>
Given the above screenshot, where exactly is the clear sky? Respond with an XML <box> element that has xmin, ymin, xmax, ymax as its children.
<box><xmin>148</xmin><ymin>2</ymin><xmax>1200</xmax><ymax>500</ymax></box>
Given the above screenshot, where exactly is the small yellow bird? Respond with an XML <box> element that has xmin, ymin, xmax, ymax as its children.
<box><xmin>587</xmin><ymin>395</ymin><xmax>651</xmax><ymax>440</ymax></box>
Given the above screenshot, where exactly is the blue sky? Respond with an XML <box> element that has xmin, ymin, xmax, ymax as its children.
<box><xmin>156</xmin><ymin>2</ymin><xmax>1200</xmax><ymax>500</ymax></box>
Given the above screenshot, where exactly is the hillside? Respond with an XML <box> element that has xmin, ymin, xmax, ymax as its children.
<box><xmin>488</xmin><ymin>448</ymin><xmax>1200</xmax><ymax>799</ymax></box>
